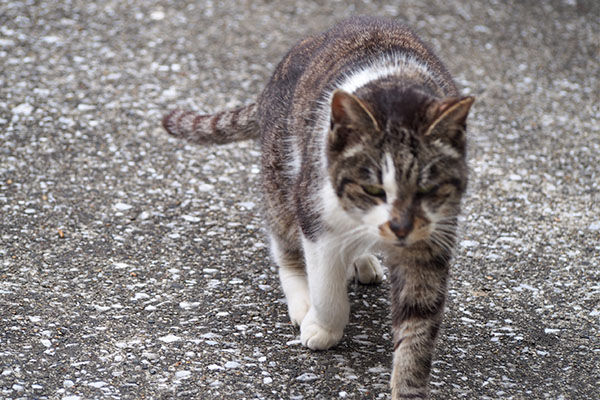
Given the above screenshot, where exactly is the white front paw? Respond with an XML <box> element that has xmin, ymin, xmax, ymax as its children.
<box><xmin>300</xmin><ymin>309</ymin><xmax>344</xmax><ymax>350</ymax></box>
<box><xmin>354</xmin><ymin>254</ymin><xmax>384</xmax><ymax>284</ymax></box>
<box><xmin>288</xmin><ymin>295</ymin><xmax>310</xmax><ymax>327</ymax></box>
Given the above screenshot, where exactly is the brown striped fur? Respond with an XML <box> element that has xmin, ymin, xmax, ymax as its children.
<box><xmin>162</xmin><ymin>16</ymin><xmax>474</xmax><ymax>399</ymax></box>
<box><xmin>162</xmin><ymin>103</ymin><xmax>259</xmax><ymax>144</ymax></box>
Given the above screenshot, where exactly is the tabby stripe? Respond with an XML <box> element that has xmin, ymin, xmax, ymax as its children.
<box><xmin>336</xmin><ymin>177</ymin><xmax>354</xmax><ymax>197</ymax></box>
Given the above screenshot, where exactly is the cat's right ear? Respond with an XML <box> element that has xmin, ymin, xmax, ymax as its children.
<box><xmin>328</xmin><ymin>90</ymin><xmax>379</xmax><ymax>155</ymax></box>
<box><xmin>423</xmin><ymin>96</ymin><xmax>474</xmax><ymax>154</ymax></box>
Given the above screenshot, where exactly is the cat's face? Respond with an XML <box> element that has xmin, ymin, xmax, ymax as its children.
<box><xmin>327</xmin><ymin>88</ymin><xmax>473</xmax><ymax>251</ymax></box>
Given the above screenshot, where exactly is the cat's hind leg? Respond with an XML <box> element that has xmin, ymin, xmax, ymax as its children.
<box><xmin>353</xmin><ymin>254</ymin><xmax>384</xmax><ymax>285</ymax></box>
<box><xmin>270</xmin><ymin>234</ymin><xmax>310</xmax><ymax>327</ymax></box>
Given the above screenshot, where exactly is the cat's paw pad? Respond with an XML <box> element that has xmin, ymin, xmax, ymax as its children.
<box><xmin>300</xmin><ymin>312</ymin><xmax>343</xmax><ymax>350</ymax></box>
<box><xmin>288</xmin><ymin>296</ymin><xmax>310</xmax><ymax>327</ymax></box>
<box><xmin>354</xmin><ymin>254</ymin><xmax>384</xmax><ymax>285</ymax></box>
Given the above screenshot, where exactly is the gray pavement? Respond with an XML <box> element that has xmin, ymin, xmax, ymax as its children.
<box><xmin>1</xmin><ymin>1</ymin><xmax>599</xmax><ymax>399</ymax></box>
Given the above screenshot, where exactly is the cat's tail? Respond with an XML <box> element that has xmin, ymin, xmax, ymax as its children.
<box><xmin>162</xmin><ymin>103</ymin><xmax>260</xmax><ymax>144</ymax></box>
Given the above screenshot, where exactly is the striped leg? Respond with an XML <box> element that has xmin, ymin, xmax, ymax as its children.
<box><xmin>389</xmin><ymin>257</ymin><xmax>449</xmax><ymax>399</ymax></box>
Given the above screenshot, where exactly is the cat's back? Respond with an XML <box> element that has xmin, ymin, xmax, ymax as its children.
<box><xmin>257</xmin><ymin>16</ymin><xmax>457</xmax><ymax>132</ymax></box>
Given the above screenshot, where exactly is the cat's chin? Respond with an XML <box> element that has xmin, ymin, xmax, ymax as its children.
<box><xmin>377</xmin><ymin>236</ymin><xmax>409</xmax><ymax>248</ymax></box>
<box><xmin>379</xmin><ymin>236</ymin><xmax>430</xmax><ymax>250</ymax></box>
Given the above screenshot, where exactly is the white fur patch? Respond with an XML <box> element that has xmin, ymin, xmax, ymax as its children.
<box><xmin>319</xmin><ymin>180</ymin><xmax>357</xmax><ymax>232</ymax></box>
<box><xmin>362</xmin><ymin>204</ymin><xmax>390</xmax><ymax>227</ymax></box>
<box><xmin>382</xmin><ymin>152</ymin><xmax>398</xmax><ymax>203</ymax></box>
<box><xmin>338</xmin><ymin>53</ymin><xmax>436</xmax><ymax>95</ymax></box>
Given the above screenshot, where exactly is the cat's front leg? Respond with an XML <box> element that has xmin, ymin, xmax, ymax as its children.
<box><xmin>388</xmin><ymin>255</ymin><xmax>449</xmax><ymax>399</ymax></box>
<box><xmin>353</xmin><ymin>254</ymin><xmax>384</xmax><ymax>284</ymax></box>
<box><xmin>300</xmin><ymin>236</ymin><xmax>349</xmax><ymax>350</ymax></box>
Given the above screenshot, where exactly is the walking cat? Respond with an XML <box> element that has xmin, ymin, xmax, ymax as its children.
<box><xmin>163</xmin><ymin>16</ymin><xmax>474</xmax><ymax>399</ymax></box>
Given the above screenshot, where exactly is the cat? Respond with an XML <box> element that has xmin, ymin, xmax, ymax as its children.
<box><xmin>162</xmin><ymin>16</ymin><xmax>474</xmax><ymax>399</ymax></box>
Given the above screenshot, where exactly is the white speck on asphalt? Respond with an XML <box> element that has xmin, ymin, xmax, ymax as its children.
<box><xmin>114</xmin><ymin>203</ymin><xmax>133</xmax><ymax>211</ymax></box>
<box><xmin>175</xmin><ymin>370</ymin><xmax>191</xmax><ymax>379</ymax></box>
<box><xmin>296</xmin><ymin>372</ymin><xmax>318</xmax><ymax>382</ymax></box>
<box><xmin>12</xmin><ymin>103</ymin><xmax>34</xmax><ymax>115</ymax></box>
<box><xmin>224</xmin><ymin>361</ymin><xmax>241</xmax><ymax>369</ymax></box>
<box><xmin>158</xmin><ymin>334</ymin><xmax>181</xmax><ymax>343</ymax></box>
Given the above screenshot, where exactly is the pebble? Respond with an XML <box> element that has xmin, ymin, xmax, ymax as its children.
<box><xmin>175</xmin><ymin>370</ymin><xmax>191</xmax><ymax>379</ymax></box>
<box><xmin>224</xmin><ymin>361</ymin><xmax>241</xmax><ymax>369</ymax></box>
<box><xmin>158</xmin><ymin>334</ymin><xmax>181</xmax><ymax>343</ymax></box>
<box><xmin>114</xmin><ymin>203</ymin><xmax>133</xmax><ymax>211</ymax></box>
<box><xmin>12</xmin><ymin>103</ymin><xmax>34</xmax><ymax>115</ymax></box>
<box><xmin>295</xmin><ymin>373</ymin><xmax>318</xmax><ymax>382</ymax></box>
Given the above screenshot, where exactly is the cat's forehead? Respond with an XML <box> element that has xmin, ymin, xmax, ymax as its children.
<box><xmin>382</xmin><ymin>139</ymin><xmax>456</xmax><ymax>181</ymax></box>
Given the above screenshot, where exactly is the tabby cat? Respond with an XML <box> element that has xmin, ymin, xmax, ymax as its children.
<box><xmin>163</xmin><ymin>16</ymin><xmax>474</xmax><ymax>399</ymax></box>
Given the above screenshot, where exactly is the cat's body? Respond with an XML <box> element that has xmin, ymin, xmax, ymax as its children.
<box><xmin>163</xmin><ymin>16</ymin><xmax>473</xmax><ymax>399</ymax></box>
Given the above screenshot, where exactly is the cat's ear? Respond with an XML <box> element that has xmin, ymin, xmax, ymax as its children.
<box><xmin>424</xmin><ymin>96</ymin><xmax>474</xmax><ymax>137</ymax></box>
<box><xmin>424</xmin><ymin>96</ymin><xmax>474</xmax><ymax>153</ymax></box>
<box><xmin>328</xmin><ymin>90</ymin><xmax>379</xmax><ymax>155</ymax></box>
<box><xmin>330</xmin><ymin>90</ymin><xmax>380</xmax><ymax>131</ymax></box>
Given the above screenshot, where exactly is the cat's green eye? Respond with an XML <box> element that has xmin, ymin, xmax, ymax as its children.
<box><xmin>417</xmin><ymin>185</ymin><xmax>436</xmax><ymax>195</ymax></box>
<box><xmin>363</xmin><ymin>185</ymin><xmax>386</xmax><ymax>197</ymax></box>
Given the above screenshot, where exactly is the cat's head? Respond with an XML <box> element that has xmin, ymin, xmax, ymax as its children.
<box><xmin>326</xmin><ymin>86</ymin><xmax>474</xmax><ymax>251</ymax></box>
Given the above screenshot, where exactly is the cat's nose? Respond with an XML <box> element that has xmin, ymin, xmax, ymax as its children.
<box><xmin>389</xmin><ymin>218</ymin><xmax>413</xmax><ymax>239</ymax></box>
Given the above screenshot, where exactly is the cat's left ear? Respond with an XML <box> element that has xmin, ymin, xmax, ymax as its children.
<box><xmin>424</xmin><ymin>96</ymin><xmax>475</xmax><ymax>139</ymax></box>
<box><xmin>330</xmin><ymin>89</ymin><xmax>380</xmax><ymax>131</ymax></box>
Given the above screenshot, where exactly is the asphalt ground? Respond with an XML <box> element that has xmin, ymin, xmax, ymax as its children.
<box><xmin>1</xmin><ymin>1</ymin><xmax>599</xmax><ymax>399</ymax></box>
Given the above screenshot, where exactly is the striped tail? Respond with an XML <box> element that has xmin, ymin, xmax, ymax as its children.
<box><xmin>162</xmin><ymin>103</ymin><xmax>259</xmax><ymax>145</ymax></box>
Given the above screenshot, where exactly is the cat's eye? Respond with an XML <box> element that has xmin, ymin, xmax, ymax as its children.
<box><xmin>362</xmin><ymin>184</ymin><xmax>386</xmax><ymax>198</ymax></box>
<box><xmin>417</xmin><ymin>186</ymin><xmax>436</xmax><ymax>195</ymax></box>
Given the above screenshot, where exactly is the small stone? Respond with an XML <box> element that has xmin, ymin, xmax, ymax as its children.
<box><xmin>12</xmin><ymin>103</ymin><xmax>34</xmax><ymax>115</ymax></box>
<box><xmin>77</xmin><ymin>103</ymin><xmax>96</xmax><ymax>111</ymax></box>
<box><xmin>150</xmin><ymin>10</ymin><xmax>165</xmax><ymax>20</ymax></box>
<box><xmin>237</xmin><ymin>201</ymin><xmax>255</xmax><ymax>210</ymax></box>
<box><xmin>114</xmin><ymin>203</ymin><xmax>133</xmax><ymax>211</ymax></box>
<box><xmin>158</xmin><ymin>334</ymin><xmax>181</xmax><ymax>343</ymax></box>
<box><xmin>175</xmin><ymin>370</ymin><xmax>191</xmax><ymax>379</ymax></box>
<box><xmin>224</xmin><ymin>361</ymin><xmax>241</xmax><ymax>369</ymax></box>
<box><xmin>295</xmin><ymin>372</ymin><xmax>318</xmax><ymax>382</ymax></box>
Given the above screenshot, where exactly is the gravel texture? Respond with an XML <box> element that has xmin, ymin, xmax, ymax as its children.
<box><xmin>1</xmin><ymin>1</ymin><xmax>599</xmax><ymax>399</ymax></box>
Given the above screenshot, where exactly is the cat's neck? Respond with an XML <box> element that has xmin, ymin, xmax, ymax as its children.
<box><xmin>336</xmin><ymin>53</ymin><xmax>451</xmax><ymax>100</ymax></box>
